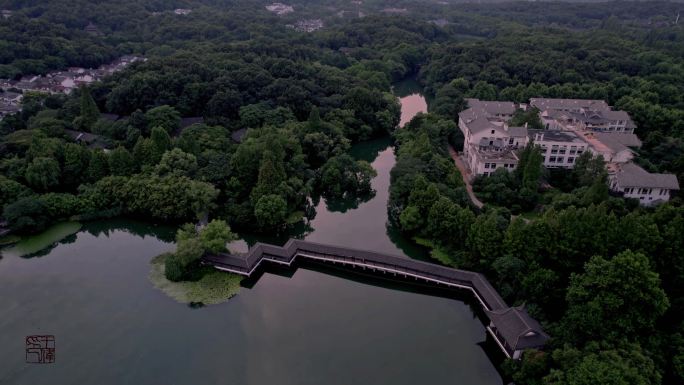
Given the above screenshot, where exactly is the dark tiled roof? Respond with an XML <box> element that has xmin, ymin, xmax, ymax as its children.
<box><xmin>616</xmin><ymin>162</ymin><xmax>679</xmax><ymax>190</ymax></box>
<box><xmin>63</xmin><ymin>129</ymin><xmax>110</xmax><ymax>149</ymax></box>
<box><xmin>100</xmin><ymin>113</ymin><xmax>120</xmax><ymax>122</ymax></box>
<box><xmin>485</xmin><ymin>306</ymin><xmax>550</xmax><ymax>351</ymax></box>
<box><xmin>180</xmin><ymin>117</ymin><xmax>204</xmax><ymax>129</ymax></box>
<box><xmin>528</xmin><ymin>129</ymin><xmax>584</xmax><ymax>143</ymax></box>
<box><xmin>231</xmin><ymin>128</ymin><xmax>247</xmax><ymax>143</ymax></box>
<box><xmin>595</xmin><ymin>133</ymin><xmax>641</xmax><ymax>148</ymax></box>
<box><xmin>530</xmin><ymin>98</ymin><xmax>609</xmax><ymax>112</ymax></box>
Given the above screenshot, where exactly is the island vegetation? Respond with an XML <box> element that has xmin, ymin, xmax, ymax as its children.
<box><xmin>149</xmin><ymin>219</ymin><xmax>243</xmax><ymax>305</ymax></box>
<box><xmin>1</xmin><ymin>0</ymin><xmax>684</xmax><ymax>383</ymax></box>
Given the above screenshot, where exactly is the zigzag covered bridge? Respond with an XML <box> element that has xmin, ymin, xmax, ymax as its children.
<box><xmin>203</xmin><ymin>239</ymin><xmax>549</xmax><ymax>359</ymax></box>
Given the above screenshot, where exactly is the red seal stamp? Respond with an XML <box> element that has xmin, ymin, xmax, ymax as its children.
<box><xmin>25</xmin><ymin>335</ymin><xmax>55</xmax><ymax>364</ymax></box>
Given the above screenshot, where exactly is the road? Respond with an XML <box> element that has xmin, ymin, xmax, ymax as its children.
<box><xmin>448</xmin><ymin>146</ymin><xmax>484</xmax><ymax>209</ymax></box>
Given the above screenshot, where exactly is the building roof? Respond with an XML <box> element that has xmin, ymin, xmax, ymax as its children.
<box><xmin>466</xmin><ymin>98</ymin><xmax>516</xmax><ymax>115</ymax></box>
<box><xmin>231</xmin><ymin>128</ymin><xmax>248</xmax><ymax>143</ymax></box>
<box><xmin>100</xmin><ymin>113</ymin><xmax>120</xmax><ymax>122</ymax></box>
<box><xmin>590</xmin><ymin>132</ymin><xmax>633</xmax><ymax>154</ymax></box>
<box><xmin>63</xmin><ymin>129</ymin><xmax>110</xmax><ymax>149</ymax></box>
<box><xmin>466</xmin><ymin>116</ymin><xmax>502</xmax><ymax>134</ymax></box>
<box><xmin>507</xmin><ymin>126</ymin><xmax>528</xmax><ymax>137</ymax></box>
<box><xmin>528</xmin><ymin>129</ymin><xmax>584</xmax><ymax>143</ymax></box>
<box><xmin>470</xmin><ymin>144</ymin><xmax>519</xmax><ymax>162</ymax></box>
<box><xmin>595</xmin><ymin>132</ymin><xmax>641</xmax><ymax>148</ymax></box>
<box><xmin>486</xmin><ymin>306</ymin><xmax>550</xmax><ymax>351</ymax></box>
<box><xmin>615</xmin><ymin>162</ymin><xmax>679</xmax><ymax>190</ymax></box>
<box><xmin>602</xmin><ymin>110</ymin><xmax>636</xmax><ymax>128</ymax></box>
<box><xmin>180</xmin><ymin>117</ymin><xmax>204</xmax><ymax>129</ymax></box>
<box><xmin>530</xmin><ymin>98</ymin><xmax>609</xmax><ymax>112</ymax></box>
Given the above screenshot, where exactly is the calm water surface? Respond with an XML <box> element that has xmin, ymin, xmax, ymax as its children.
<box><xmin>0</xmin><ymin>80</ymin><xmax>502</xmax><ymax>385</ymax></box>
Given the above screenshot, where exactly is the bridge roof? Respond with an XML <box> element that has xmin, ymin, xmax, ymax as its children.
<box><xmin>485</xmin><ymin>306</ymin><xmax>549</xmax><ymax>351</ymax></box>
<box><xmin>204</xmin><ymin>239</ymin><xmax>550</xmax><ymax>355</ymax></box>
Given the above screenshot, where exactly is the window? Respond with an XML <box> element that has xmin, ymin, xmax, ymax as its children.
<box><xmin>484</xmin><ymin>163</ymin><xmax>491</xmax><ymax>169</ymax></box>
<box><xmin>491</xmin><ymin>130</ymin><xmax>495</xmax><ymax>134</ymax></box>
<box><xmin>491</xmin><ymin>164</ymin><xmax>497</xmax><ymax>169</ymax></box>
<box><xmin>556</xmin><ymin>157</ymin><xmax>564</xmax><ymax>163</ymax></box>
<box><xmin>509</xmin><ymin>138</ymin><xmax>514</xmax><ymax>145</ymax></box>
<box><xmin>567</xmin><ymin>157</ymin><xmax>574</xmax><ymax>163</ymax></box>
<box><xmin>549</xmin><ymin>156</ymin><xmax>557</xmax><ymax>163</ymax></box>
<box><xmin>551</xmin><ymin>145</ymin><xmax>559</xmax><ymax>154</ymax></box>
<box><xmin>570</xmin><ymin>146</ymin><xmax>577</xmax><ymax>155</ymax></box>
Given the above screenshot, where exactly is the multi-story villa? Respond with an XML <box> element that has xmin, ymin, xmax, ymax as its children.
<box><xmin>458</xmin><ymin>99</ymin><xmax>527</xmax><ymax>176</ymax></box>
<box><xmin>528</xmin><ymin>129</ymin><xmax>587</xmax><ymax>169</ymax></box>
<box><xmin>610</xmin><ymin>162</ymin><xmax>680</xmax><ymax>206</ymax></box>
<box><xmin>458</xmin><ymin>98</ymin><xmax>679</xmax><ymax>205</ymax></box>
<box><xmin>580</xmin><ymin>131</ymin><xmax>641</xmax><ymax>164</ymax></box>
<box><xmin>531</xmin><ymin>98</ymin><xmax>636</xmax><ymax>134</ymax></box>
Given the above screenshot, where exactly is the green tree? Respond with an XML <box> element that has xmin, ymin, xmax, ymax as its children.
<box><xmin>25</xmin><ymin>157</ymin><xmax>61</xmax><ymax>191</ymax></box>
<box><xmin>572</xmin><ymin>152</ymin><xmax>606</xmax><ymax>187</ymax></box>
<box><xmin>150</xmin><ymin>126</ymin><xmax>171</xmax><ymax>162</ymax></box>
<box><xmin>164</xmin><ymin>237</ymin><xmax>204</xmax><ymax>282</ymax></box>
<box><xmin>74</xmin><ymin>86</ymin><xmax>100</xmax><ymax>131</ymax></box>
<box><xmin>545</xmin><ymin>343</ymin><xmax>661</xmax><ymax>385</ymax></box>
<box><xmin>62</xmin><ymin>143</ymin><xmax>90</xmax><ymax>189</ymax></box>
<box><xmin>3</xmin><ymin>196</ymin><xmax>49</xmax><ymax>233</ymax></box>
<box><xmin>427</xmin><ymin>197</ymin><xmax>460</xmax><ymax>243</ymax></box>
<box><xmin>466</xmin><ymin>211</ymin><xmax>504</xmax><ymax>269</ymax></box>
<box><xmin>145</xmin><ymin>105</ymin><xmax>180</xmax><ymax>134</ymax></box>
<box><xmin>0</xmin><ymin>176</ymin><xmax>32</xmax><ymax>208</ymax></box>
<box><xmin>254</xmin><ymin>194</ymin><xmax>288</xmax><ymax>229</ymax></box>
<box><xmin>156</xmin><ymin>148</ymin><xmax>198</xmax><ymax>177</ymax></box>
<box><xmin>562</xmin><ymin>250</ymin><xmax>669</xmax><ymax>345</ymax></box>
<box><xmin>132</xmin><ymin>137</ymin><xmax>157</xmax><ymax>168</ymax></box>
<box><xmin>108</xmin><ymin>147</ymin><xmax>135</xmax><ymax>176</ymax></box>
<box><xmin>199</xmin><ymin>219</ymin><xmax>236</xmax><ymax>253</ymax></box>
<box><xmin>39</xmin><ymin>193</ymin><xmax>79</xmax><ymax>220</ymax></box>
<box><xmin>510</xmin><ymin>108</ymin><xmax>544</xmax><ymax>130</ymax></box>
<box><xmin>250</xmin><ymin>151</ymin><xmax>286</xmax><ymax>204</ymax></box>
<box><xmin>319</xmin><ymin>154</ymin><xmax>376</xmax><ymax>197</ymax></box>
<box><xmin>86</xmin><ymin>149</ymin><xmax>109</xmax><ymax>182</ymax></box>
<box><xmin>399</xmin><ymin>205</ymin><xmax>422</xmax><ymax>233</ymax></box>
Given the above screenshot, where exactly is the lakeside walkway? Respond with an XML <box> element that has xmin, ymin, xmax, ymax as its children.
<box><xmin>448</xmin><ymin>146</ymin><xmax>484</xmax><ymax>209</ymax></box>
<box><xmin>203</xmin><ymin>239</ymin><xmax>548</xmax><ymax>358</ymax></box>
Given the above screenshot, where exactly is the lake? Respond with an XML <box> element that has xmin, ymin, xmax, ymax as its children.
<box><xmin>0</xmin><ymin>80</ymin><xmax>502</xmax><ymax>385</ymax></box>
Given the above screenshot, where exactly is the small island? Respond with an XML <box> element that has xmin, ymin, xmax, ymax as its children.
<box><xmin>149</xmin><ymin>219</ymin><xmax>243</xmax><ymax>305</ymax></box>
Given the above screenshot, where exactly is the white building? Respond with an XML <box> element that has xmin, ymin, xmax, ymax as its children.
<box><xmin>458</xmin><ymin>99</ymin><xmax>527</xmax><ymax>176</ymax></box>
<box><xmin>578</xmin><ymin>132</ymin><xmax>641</xmax><ymax>164</ymax></box>
<box><xmin>610</xmin><ymin>162</ymin><xmax>680</xmax><ymax>205</ymax></box>
<box><xmin>532</xmin><ymin>98</ymin><xmax>635</xmax><ymax>134</ymax></box>
<box><xmin>458</xmin><ymin>98</ymin><xmax>679</xmax><ymax>205</ymax></box>
<box><xmin>528</xmin><ymin>129</ymin><xmax>587</xmax><ymax>169</ymax></box>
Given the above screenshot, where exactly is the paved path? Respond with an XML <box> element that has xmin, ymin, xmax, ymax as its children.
<box><xmin>448</xmin><ymin>146</ymin><xmax>484</xmax><ymax>209</ymax></box>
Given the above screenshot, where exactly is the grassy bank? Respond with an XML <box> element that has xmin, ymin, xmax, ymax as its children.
<box><xmin>1</xmin><ymin>221</ymin><xmax>82</xmax><ymax>257</ymax></box>
<box><xmin>413</xmin><ymin>237</ymin><xmax>458</xmax><ymax>268</ymax></box>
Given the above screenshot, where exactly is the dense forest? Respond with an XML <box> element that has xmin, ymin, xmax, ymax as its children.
<box><xmin>1</xmin><ymin>0</ymin><xmax>684</xmax><ymax>384</ymax></box>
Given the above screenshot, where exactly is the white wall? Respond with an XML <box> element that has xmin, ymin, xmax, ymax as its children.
<box><xmin>620</xmin><ymin>186</ymin><xmax>672</xmax><ymax>205</ymax></box>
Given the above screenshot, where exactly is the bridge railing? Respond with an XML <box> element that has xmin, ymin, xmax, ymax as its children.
<box><xmin>205</xmin><ymin>239</ymin><xmax>508</xmax><ymax>311</ymax></box>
